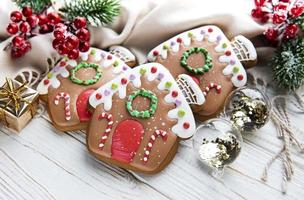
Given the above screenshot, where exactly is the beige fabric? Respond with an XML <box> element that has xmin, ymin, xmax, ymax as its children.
<box><xmin>0</xmin><ymin>0</ymin><xmax>266</xmax><ymax>85</ymax></box>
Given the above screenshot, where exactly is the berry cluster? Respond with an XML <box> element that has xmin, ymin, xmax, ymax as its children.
<box><xmin>251</xmin><ymin>0</ymin><xmax>304</xmax><ymax>42</ymax></box>
<box><xmin>52</xmin><ymin>17</ymin><xmax>90</xmax><ymax>60</ymax></box>
<box><xmin>6</xmin><ymin>6</ymin><xmax>90</xmax><ymax>59</ymax></box>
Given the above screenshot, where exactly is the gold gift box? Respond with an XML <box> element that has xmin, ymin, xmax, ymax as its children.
<box><xmin>0</xmin><ymin>78</ymin><xmax>39</xmax><ymax>132</ymax></box>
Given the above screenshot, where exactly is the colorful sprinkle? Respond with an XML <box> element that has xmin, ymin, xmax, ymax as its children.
<box><xmin>171</xmin><ymin>91</ymin><xmax>178</xmax><ymax>97</ymax></box>
<box><xmin>188</xmin><ymin>32</ymin><xmax>193</xmax><ymax>38</ymax></box>
<box><xmin>163</xmin><ymin>44</ymin><xmax>169</xmax><ymax>50</ymax></box>
<box><xmin>230</xmin><ymin>60</ymin><xmax>236</xmax><ymax>65</ymax></box>
<box><xmin>216</xmin><ymin>35</ymin><xmax>222</xmax><ymax>41</ymax></box>
<box><xmin>177</xmin><ymin>37</ymin><xmax>182</xmax><ymax>43</ymax></box>
<box><xmin>171</xmin><ymin>41</ymin><xmax>176</xmax><ymax>46</ymax></box>
<box><xmin>153</xmin><ymin>50</ymin><xmax>159</xmax><ymax>56</ymax></box>
<box><xmin>178</xmin><ymin>110</ymin><xmax>186</xmax><ymax>118</ymax></box>
<box><xmin>222</xmin><ymin>43</ymin><xmax>228</xmax><ymax>48</ymax></box>
<box><xmin>233</xmin><ymin>66</ymin><xmax>239</xmax><ymax>73</ymax></box>
<box><xmin>60</xmin><ymin>61</ymin><xmax>66</xmax><ymax>67</ymax></box>
<box><xmin>107</xmin><ymin>55</ymin><xmax>113</xmax><ymax>60</ymax></box>
<box><xmin>237</xmin><ymin>75</ymin><xmax>244</xmax><ymax>81</ymax></box>
<box><xmin>111</xmin><ymin>83</ymin><xmax>118</xmax><ymax>90</ymax></box>
<box><xmin>151</xmin><ymin>66</ymin><xmax>157</xmax><ymax>73</ymax></box>
<box><xmin>47</xmin><ymin>72</ymin><xmax>53</xmax><ymax>79</ymax></box>
<box><xmin>129</xmin><ymin>74</ymin><xmax>136</xmax><ymax>80</ymax></box>
<box><xmin>157</xmin><ymin>73</ymin><xmax>164</xmax><ymax>80</ymax></box>
<box><xmin>225</xmin><ymin>51</ymin><xmax>232</xmax><ymax>56</ymax></box>
<box><xmin>165</xmin><ymin>81</ymin><xmax>172</xmax><ymax>88</ymax></box>
<box><xmin>123</xmin><ymin>66</ymin><xmax>128</xmax><ymax>71</ymax></box>
<box><xmin>121</xmin><ymin>78</ymin><xmax>128</xmax><ymax>85</ymax></box>
<box><xmin>140</xmin><ymin>68</ymin><xmax>147</xmax><ymax>75</ymax></box>
<box><xmin>43</xmin><ymin>79</ymin><xmax>49</xmax><ymax>85</ymax></box>
<box><xmin>90</xmin><ymin>49</ymin><xmax>96</xmax><ymax>55</ymax></box>
<box><xmin>208</xmin><ymin>28</ymin><xmax>213</xmax><ymax>33</ymax></box>
<box><xmin>175</xmin><ymin>99</ymin><xmax>182</xmax><ymax>106</ymax></box>
<box><xmin>200</xmin><ymin>30</ymin><xmax>205</xmax><ymax>35</ymax></box>
<box><xmin>104</xmin><ymin>89</ymin><xmax>111</xmax><ymax>96</ymax></box>
<box><xmin>183</xmin><ymin>122</ymin><xmax>190</xmax><ymax>129</ymax></box>
<box><xmin>95</xmin><ymin>93</ymin><xmax>102</xmax><ymax>100</ymax></box>
<box><xmin>113</xmin><ymin>60</ymin><xmax>119</xmax><ymax>67</ymax></box>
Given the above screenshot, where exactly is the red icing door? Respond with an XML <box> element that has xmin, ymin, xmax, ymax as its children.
<box><xmin>111</xmin><ymin>119</ymin><xmax>144</xmax><ymax>163</ymax></box>
<box><xmin>76</xmin><ymin>89</ymin><xmax>94</xmax><ymax>122</ymax></box>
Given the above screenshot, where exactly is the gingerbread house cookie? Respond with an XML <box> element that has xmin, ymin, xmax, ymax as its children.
<box><xmin>87</xmin><ymin>63</ymin><xmax>201</xmax><ymax>173</ymax></box>
<box><xmin>37</xmin><ymin>48</ymin><xmax>131</xmax><ymax>131</ymax></box>
<box><xmin>147</xmin><ymin>25</ymin><xmax>257</xmax><ymax>121</ymax></box>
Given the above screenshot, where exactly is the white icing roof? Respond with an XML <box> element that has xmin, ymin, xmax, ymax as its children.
<box><xmin>37</xmin><ymin>48</ymin><xmax>130</xmax><ymax>95</ymax></box>
<box><xmin>147</xmin><ymin>25</ymin><xmax>248</xmax><ymax>88</ymax></box>
<box><xmin>89</xmin><ymin>63</ymin><xmax>196</xmax><ymax>139</ymax></box>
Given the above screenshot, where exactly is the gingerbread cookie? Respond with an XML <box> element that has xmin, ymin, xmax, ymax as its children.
<box><xmin>37</xmin><ymin>48</ymin><xmax>131</xmax><ymax>131</ymax></box>
<box><xmin>87</xmin><ymin>63</ymin><xmax>201</xmax><ymax>173</ymax></box>
<box><xmin>147</xmin><ymin>25</ymin><xmax>257</xmax><ymax>121</ymax></box>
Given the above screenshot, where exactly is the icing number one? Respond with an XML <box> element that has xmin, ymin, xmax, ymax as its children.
<box><xmin>54</xmin><ymin>92</ymin><xmax>71</xmax><ymax>121</ymax></box>
<box><xmin>143</xmin><ymin>130</ymin><xmax>168</xmax><ymax>163</ymax></box>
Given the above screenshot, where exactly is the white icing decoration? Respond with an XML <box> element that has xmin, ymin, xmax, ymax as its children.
<box><xmin>147</xmin><ymin>25</ymin><xmax>251</xmax><ymax>88</ymax></box>
<box><xmin>89</xmin><ymin>63</ymin><xmax>196</xmax><ymax>139</ymax></box>
<box><xmin>37</xmin><ymin>48</ymin><xmax>130</xmax><ymax>95</ymax></box>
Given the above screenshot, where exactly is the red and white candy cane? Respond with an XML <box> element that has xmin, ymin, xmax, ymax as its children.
<box><xmin>54</xmin><ymin>92</ymin><xmax>71</xmax><ymax>121</ymax></box>
<box><xmin>98</xmin><ymin>112</ymin><xmax>114</xmax><ymax>150</ymax></box>
<box><xmin>143</xmin><ymin>130</ymin><xmax>168</xmax><ymax>163</ymax></box>
<box><xmin>203</xmin><ymin>82</ymin><xmax>222</xmax><ymax>96</ymax></box>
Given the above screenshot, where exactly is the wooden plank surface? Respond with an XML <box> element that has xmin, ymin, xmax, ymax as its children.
<box><xmin>1</xmin><ymin>93</ymin><xmax>304</xmax><ymax>200</ymax></box>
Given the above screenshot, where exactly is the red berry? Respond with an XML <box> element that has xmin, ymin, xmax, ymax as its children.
<box><xmin>272</xmin><ymin>13</ymin><xmax>286</xmax><ymax>24</ymax></box>
<box><xmin>11</xmin><ymin>48</ymin><xmax>23</xmax><ymax>58</ymax></box>
<box><xmin>22</xmin><ymin>6</ymin><xmax>33</xmax><ymax>17</ymax></box>
<box><xmin>12</xmin><ymin>36</ymin><xmax>25</xmax><ymax>47</ymax></box>
<box><xmin>57</xmin><ymin>44</ymin><xmax>69</xmax><ymax>55</ymax></box>
<box><xmin>251</xmin><ymin>8</ymin><xmax>263</xmax><ymax>19</ymax></box>
<box><xmin>47</xmin><ymin>12</ymin><xmax>61</xmax><ymax>24</ymax></box>
<box><xmin>19</xmin><ymin>21</ymin><xmax>30</xmax><ymax>33</ymax></box>
<box><xmin>171</xmin><ymin>91</ymin><xmax>178</xmax><ymax>97</ymax></box>
<box><xmin>54</xmin><ymin>23</ymin><xmax>67</xmax><ymax>30</ymax></box>
<box><xmin>79</xmin><ymin>41</ymin><xmax>90</xmax><ymax>52</ymax></box>
<box><xmin>26</xmin><ymin>15</ymin><xmax>38</xmax><ymax>28</ymax></box>
<box><xmin>254</xmin><ymin>0</ymin><xmax>266</xmax><ymax>7</ymax></box>
<box><xmin>24</xmin><ymin>41</ymin><xmax>31</xmax><ymax>52</ymax></box>
<box><xmin>183</xmin><ymin>122</ymin><xmax>190</xmax><ymax>129</ymax></box>
<box><xmin>10</xmin><ymin>11</ymin><xmax>23</xmax><ymax>22</ymax></box>
<box><xmin>38</xmin><ymin>14</ymin><xmax>48</xmax><ymax>25</ymax></box>
<box><xmin>264</xmin><ymin>28</ymin><xmax>278</xmax><ymax>41</ymax></box>
<box><xmin>52</xmin><ymin>38</ymin><xmax>63</xmax><ymax>49</ymax></box>
<box><xmin>66</xmin><ymin>35</ymin><xmax>80</xmax><ymax>50</ymax></box>
<box><xmin>68</xmin><ymin>49</ymin><xmax>80</xmax><ymax>60</ymax></box>
<box><xmin>74</xmin><ymin>17</ymin><xmax>87</xmax><ymax>29</ymax></box>
<box><xmin>6</xmin><ymin>23</ymin><xmax>18</xmax><ymax>34</ymax></box>
<box><xmin>76</xmin><ymin>28</ymin><xmax>90</xmax><ymax>41</ymax></box>
<box><xmin>290</xmin><ymin>6</ymin><xmax>304</xmax><ymax>18</ymax></box>
<box><xmin>53</xmin><ymin>29</ymin><xmax>65</xmax><ymax>39</ymax></box>
<box><xmin>283</xmin><ymin>24</ymin><xmax>298</xmax><ymax>40</ymax></box>
<box><xmin>39</xmin><ymin>24</ymin><xmax>53</xmax><ymax>34</ymax></box>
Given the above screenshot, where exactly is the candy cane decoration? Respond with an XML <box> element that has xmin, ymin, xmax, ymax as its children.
<box><xmin>98</xmin><ymin>112</ymin><xmax>114</xmax><ymax>150</ymax></box>
<box><xmin>203</xmin><ymin>82</ymin><xmax>222</xmax><ymax>96</ymax></box>
<box><xmin>54</xmin><ymin>92</ymin><xmax>71</xmax><ymax>121</ymax></box>
<box><xmin>143</xmin><ymin>130</ymin><xmax>168</xmax><ymax>163</ymax></box>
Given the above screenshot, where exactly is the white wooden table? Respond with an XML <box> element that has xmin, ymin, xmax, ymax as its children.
<box><xmin>1</xmin><ymin>74</ymin><xmax>304</xmax><ymax>200</ymax></box>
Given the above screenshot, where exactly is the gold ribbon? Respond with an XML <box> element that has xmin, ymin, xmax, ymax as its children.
<box><xmin>0</xmin><ymin>78</ymin><xmax>35</xmax><ymax>122</ymax></box>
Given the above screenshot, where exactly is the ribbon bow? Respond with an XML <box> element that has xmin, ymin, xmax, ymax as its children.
<box><xmin>0</xmin><ymin>78</ymin><xmax>34</xmax><ymax>117</ymax></box>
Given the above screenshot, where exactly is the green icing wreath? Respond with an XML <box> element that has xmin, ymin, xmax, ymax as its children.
<box><xmin>70</xmin><ymin>62</ymin><xmax>102</xmax><ymax>85</ymax></box>
<box><xmin>126</xmin><ymin>89</ymin><xmax>158</xmax><ymax>118</ymax></box>
<box><xmin>180</xmin><ymin>47</ymin><xmax>213</xmax><ymax>75</ymax></box>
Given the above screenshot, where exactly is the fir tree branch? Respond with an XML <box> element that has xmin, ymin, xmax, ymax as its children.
<box><xmin>59</xmin><ymin>0</ymin><xmax>120</xmax><ymax>26</ymax></box>
<box><xmin>13</xmin><ymin>0</ymin><xmax>52</xmax><ymax>13</ymax></box>
<box><xmin>272</xmin><ymin>37</ymin><xmax>304</xmax><ymax>90</ymax></box>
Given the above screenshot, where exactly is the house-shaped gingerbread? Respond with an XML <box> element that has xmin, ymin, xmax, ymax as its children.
<box><xmin>147</xmin><ymin>25</ymin><xmax>257</xmax><ymax>121</ymax></box>
<box><xmin>87</xmin><ymin>63</ymin><xmax>202</xmax><ymax>173</ymax></box>
<box><xmin>37</xmin><ymin>48</ymin><xmax>130</xmax><ymax>131</ymax></box>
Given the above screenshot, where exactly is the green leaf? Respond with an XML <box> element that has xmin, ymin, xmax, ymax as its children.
<box><xmin>60</xmin><ymin>0</ymin><xmax>120</xmax><ymax>26</ymax></box>
<box><xmin>13</xmin><ymin>0</ymin><xmax>52</xmax><ymax>13</ymax></box>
